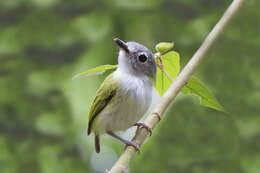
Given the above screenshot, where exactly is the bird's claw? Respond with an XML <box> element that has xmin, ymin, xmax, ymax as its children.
<box><xmin>134</xmin><ymin>122</ymin><xmax>152</xmax><ymax>136</ymax></box>
<box><xmin>124</xmin><ymin>141</ymin><xmax>140</xmax><ymax>152</ymax></box>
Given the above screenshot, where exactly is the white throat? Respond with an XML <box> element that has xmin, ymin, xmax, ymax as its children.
<box><xmin>117</xmin><ymin>50</ymin><xmax>133</xmax><ymax>74</ymax></box>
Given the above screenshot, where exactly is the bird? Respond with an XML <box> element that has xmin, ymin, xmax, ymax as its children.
<box><xmin>87</xmin><ymin>38</ymin><xmax>157</xmax><ymax>153</ymax></box>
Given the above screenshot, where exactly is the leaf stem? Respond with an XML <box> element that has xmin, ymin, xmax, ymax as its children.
<box><xmin>154</xmin><ymin>52</ymin><xmax>174</xmax><ymax>82</ymax></box>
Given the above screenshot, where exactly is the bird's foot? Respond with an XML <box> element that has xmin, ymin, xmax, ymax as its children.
<box><xmin>124</xmin><ymin>141</ymin><xmax>140</xmax><ymax>152</ymax></box>
<box><xmin>134</xmin><ymin>122</ymin><xmax>152</xmax><ymax>136</ymax></box>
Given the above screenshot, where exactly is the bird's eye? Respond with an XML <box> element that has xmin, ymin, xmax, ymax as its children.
<box><xmin>138</xmin><ymin>54</ymin><xmax>147</xmax><ymax>63</ymax></box>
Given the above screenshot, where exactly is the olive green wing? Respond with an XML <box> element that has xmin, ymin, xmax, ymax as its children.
<box><xmin>87</xmin><ymin>74</ymin><xmax>118</xmax><ymax>135</ymax></box>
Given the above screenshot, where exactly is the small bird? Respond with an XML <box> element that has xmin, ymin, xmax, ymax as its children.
<box><xmin>87</xmin><ymin>38</ymin><xmax>157</xmax><ymax>153</ymax></box>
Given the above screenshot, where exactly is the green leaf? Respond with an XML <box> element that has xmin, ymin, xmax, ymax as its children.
<box><xmin>72</xmin><ymin>64</ymin><xmax>118</xmax><ymax>80</ymax></box>
<box><xmin>182</xmin><ymin>77</ymin><xmax>226</xmax><ymax>112</ymax></box>
<box><xmin>155</xmin><ymin>51</ymin><xmax>180</xmax><ymax>95</ymax></box>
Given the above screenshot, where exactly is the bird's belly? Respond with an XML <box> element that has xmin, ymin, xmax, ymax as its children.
<box><xmin>95</xmin><ymin>76</ymin><xmax>152</xmax><ymax>134</ymax></box>
<box><xmin>109</xmin><ymin>96</ymin><xmax>147</xmax><ymax>131</ymax></box>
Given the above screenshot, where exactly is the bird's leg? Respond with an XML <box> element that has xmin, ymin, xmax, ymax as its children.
<box><xmin>134</xmin><ymin>122</ymin><xmax>152</xmax><ymax>136</ymax></box>
<box><xmin>107</xmin><ymin>131</ymin><xmax>140</xmax><ymax>151</ymax></box>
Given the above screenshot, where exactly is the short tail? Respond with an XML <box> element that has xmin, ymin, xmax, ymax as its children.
<box><xmin>95</xmin><ymin>135</ymin><xmax>100</xmax><ymax>153</ymax></box>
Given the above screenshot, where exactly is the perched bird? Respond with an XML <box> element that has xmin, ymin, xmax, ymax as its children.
<box><xmin>87</xmin><ymin>38</ymin><xmax>157</xmax><ymax>153</ymax></box>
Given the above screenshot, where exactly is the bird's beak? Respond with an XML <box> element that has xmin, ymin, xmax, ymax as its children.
<box><xmin>114</xmin><ymin>38</ymin><xmax>130</xmax><ymax>53</ymax></box>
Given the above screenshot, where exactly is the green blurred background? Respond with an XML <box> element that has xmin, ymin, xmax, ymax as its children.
<box><xmin>0</xmin><ymin>0</ymin><xmax>259</xmax><ymax>172</ymax></box>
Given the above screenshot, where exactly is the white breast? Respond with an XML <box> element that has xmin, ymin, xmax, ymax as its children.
<box><xmin>95</xmin><ymin>69</ymin><xmax>153</xmax><ymax>134</ymax></box>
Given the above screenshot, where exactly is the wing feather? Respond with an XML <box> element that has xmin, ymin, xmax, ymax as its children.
<box><xmin>87</xmin><ymin>73</ymin><xmax>118</xmax><ymax>135</ymax></box>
